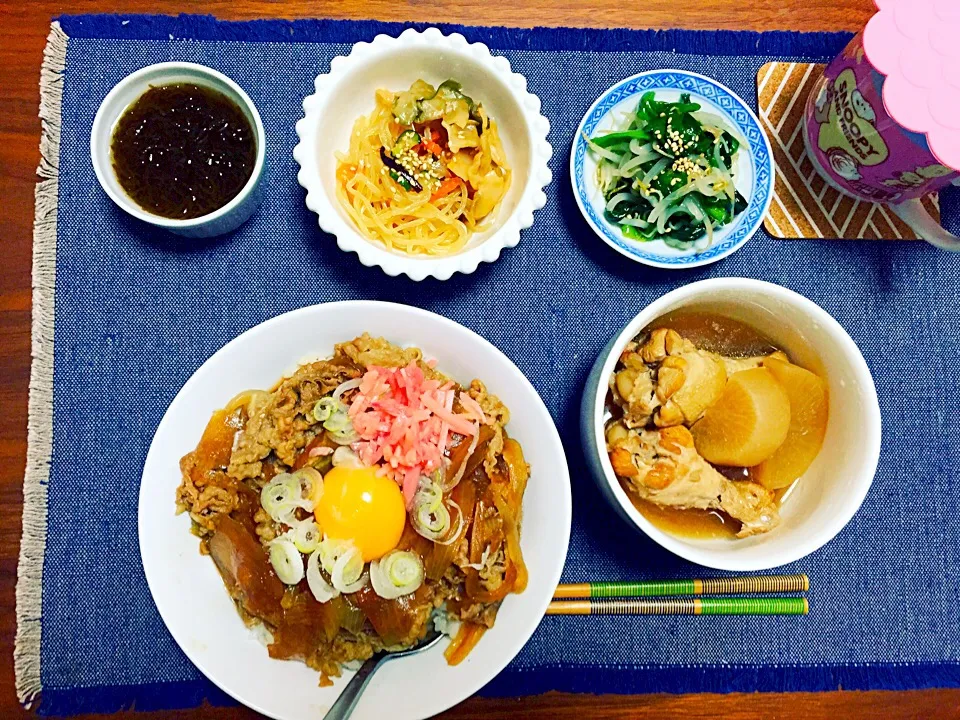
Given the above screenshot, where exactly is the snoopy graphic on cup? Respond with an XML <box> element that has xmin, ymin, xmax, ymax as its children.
<box><xmin>817</xmin><ymin>69</ymin><xmax>887</xmax><ymax>169</ymax></box>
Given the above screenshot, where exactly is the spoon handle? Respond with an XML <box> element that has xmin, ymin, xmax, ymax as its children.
<box><xmin>322</xmin><ymin>655</ymin><xmax>383</xmax><ymax>720</ymax></box>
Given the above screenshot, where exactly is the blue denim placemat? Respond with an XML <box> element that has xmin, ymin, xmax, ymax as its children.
<box><xmin>19</xmin><ymin>13</ymin><xmax>960</xmax><ymax>715</ymax></box>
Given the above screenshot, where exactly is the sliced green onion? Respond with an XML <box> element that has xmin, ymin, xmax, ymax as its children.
<box><xmin>417</xmin><ymin>501</ymin><xmax>449</xmax><ymax>534</ymax></box>
<box><xmin>294</xmin><ymin>520</ymin><xmax>321</xmax><ymax>553</ymax></box>
<box><xmin>323</xmin><ymin>406</ymin><xmax>360</xmax><ymax>445</ymax></box>
<box><xmin>306</xmin><ymin>548</ymin><xmax>338</xmax><ymax>603</ymax></box>
<box><xmin>269</xmin><ymin>538</ymin><xmax>304</xmax><ymax>585</ymax></box>
<box><xmin>260</xmin><ymin>473</ymin><xmax>300</xmax><ymax>524</ymax></box>
<box><xmin>411</xmin><ymin>496</ymin><xmax>463</xmax><ymax>545</ymax></box>
<box><xmin>330</xmin><ymin>545</ymin><xmax>367</xmax><ymax>594</ymax></box>
<box><xmin>328</xmin><ymin>427</ymin><xmax>360</xmax><ymax>445</ymax></box>
<box><xmin>414</xmin><ymin>475</ymin><xmax>443</xmax><ymax>512</ymax></box>
<box><xmin>292</xmin><ymin>466</ymin><xmax>322</xmax><ymax>511</ymax></box>
<box><xmin>318</xmin><ymin>537</ymin><xmax>352</xmax><ymax>575</ymax></box>
<box><xmin>323</xmin><ymin>409</ymin><xmax>350</xmax><ymax>432</ymax></box>
<box><xmin>370</xmin><ymin>550</ymin><xmax>424</xmax><ymax>599</ymax></box>
<box><xmin>313</xmin><ymin>397</ymin><xmax>339</xmax><ymax>423</ymax></box>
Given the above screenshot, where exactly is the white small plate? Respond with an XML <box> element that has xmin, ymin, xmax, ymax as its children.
<box><xmin>570</xmin><ymin>70</ymin><xmax>774</xmax><ymax>269</ymax></box>
<box><xmin>139</xmin><ymin>301</ymin><xmax>571</xmax><ymax>720</ymax></box>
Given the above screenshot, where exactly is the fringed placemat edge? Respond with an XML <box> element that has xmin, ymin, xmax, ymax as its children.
<box><xmin>15</xmin><ymin>20</ymin><xmax>67</xmax><ymax>710</ymax></box>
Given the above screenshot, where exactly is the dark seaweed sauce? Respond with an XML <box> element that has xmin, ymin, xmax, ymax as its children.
<box><xmin>110</xmin><ymin>83</ymin><xmax>256</xmax><ymax>219</ymax></box>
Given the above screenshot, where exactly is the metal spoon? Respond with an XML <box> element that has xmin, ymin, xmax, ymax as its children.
<box><xmin>322</xmin><ymin>629</ymin><xmax>444</xmax><ymax>720</ymax></box>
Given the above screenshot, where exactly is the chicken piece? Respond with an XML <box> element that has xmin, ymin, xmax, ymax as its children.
<box><xmin>611</xmin><ymin>329</ymin><xmax>726</xmax><ymax>428</ymax></box>
<box><xmin>611</xmin><ymin>329</ymin><xmax>785</xmax><ymax>429</ymax></box>
<box><xmin>610</xmin><ymin>354</ymin><xmax>659</xmax><ymax>427</ymax></box>
<box><xmin>606</xmin><ymin>422</ymin><xmax>779</xmax><ymax>537</ymax></box>
<box><xmin>659</xmin><ymin>349</ymin><xmax>726</xmax><ymax>427</ymax></box>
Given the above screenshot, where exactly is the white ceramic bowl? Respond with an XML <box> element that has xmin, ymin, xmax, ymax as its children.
<box><xmin>571</xmin><ymin>70</ymin><xmax>774</xmax><ymax>269</ymax></box>
<box><xmin>91</xmin><ymin>62</ymin><xmax>266</xmax><ymax>238</ymax></box>
<box><xmin>293</xmin><ymin>28</ymin><xmax>553</xmax><ymax>281</ymax></box>
<box><xmin>580</xmin><ymin>278</ymin><xmax>881</xmax><ymax>571</ymax></box>
<box><xmin>139</xmin><ymin>301</ymin><xmax>571</xmax><ymax>720</ymax></box>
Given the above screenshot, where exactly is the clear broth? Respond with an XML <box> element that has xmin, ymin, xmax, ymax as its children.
<box><xmin>648</xmin><ymin>309</ymin><xmax>779</xmax><ymax>358</ymax></box>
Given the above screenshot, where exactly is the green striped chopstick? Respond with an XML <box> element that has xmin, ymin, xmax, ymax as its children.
<box><xmin>554</xmin><ymin>573</ymin><xmax>808</xmax><ymax>599</ymax></box>
<box><xmin>546</xmin><ymin>597</ymin><xmax>808</xmax><ymax>616</ymax></box>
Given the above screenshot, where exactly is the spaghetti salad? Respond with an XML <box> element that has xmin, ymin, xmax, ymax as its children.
<box><xmin>336</xmin><ymin>80</ymin><xmax>511</xmax><ymax>256</ymax></box>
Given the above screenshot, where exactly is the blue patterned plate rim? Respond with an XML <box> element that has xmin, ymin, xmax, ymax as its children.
<box><xmin>569</xmin><ymin>69</ymin><xmax>775</xmax><ymax>269</ymax></box>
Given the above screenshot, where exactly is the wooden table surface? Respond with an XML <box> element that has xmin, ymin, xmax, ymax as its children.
<box><xmin>1</xmin><ymin>1</ymin><xmax>957</xmax><ymax>718</ymax></box>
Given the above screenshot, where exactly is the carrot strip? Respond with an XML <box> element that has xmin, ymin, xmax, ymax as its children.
<box><xmin>431</xmin><ymin>177</ymin><xmax>461</xmax><ymax>202</ymax></box>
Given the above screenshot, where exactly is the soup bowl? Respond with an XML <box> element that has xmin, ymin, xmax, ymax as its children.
<box><xmin>91</xmin><ymin>62</ymin><xmax>266</xmax><ymax>238</ymax></box>
<box><xmin>580</xmin><ymin>278</ymin><xmax>881</xmax><ymax>571</ymax></box>
<box><xmin>293</xmin><ymin>27</ymin><xmax>553</xmax><ymax>281</ymax></box>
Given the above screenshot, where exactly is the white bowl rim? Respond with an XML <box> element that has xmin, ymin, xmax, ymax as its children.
<box><xmin>569</xmin><ymin>69</ymin><xmax>775</xmax><ymax>270</ymax></box>
<box><xmin>292</xmin><ymin>27</ymin><xmax>553</xmax><ymax>282</ymax></box>
<box><xmin>138</xmin><ymin>299</ymin><xmax>572</xmax><ymax>719</ymax></box>
<box><xmin>90</xmin><ymin>61</ymin><xmax>267</xmax><ymax>229</ymax></box>
<box><xmin>589</xmin><ymin>277</ymin><xmax>881</xmax><ymax>571</ymax></box>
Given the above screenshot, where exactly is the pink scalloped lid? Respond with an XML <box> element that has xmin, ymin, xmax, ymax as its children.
<box><xmin>863</xmin><ymin>0</ymin><xmax>960</xmax><ymax>170</ymax></box>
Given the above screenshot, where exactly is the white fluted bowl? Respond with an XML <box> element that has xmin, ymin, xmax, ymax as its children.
<box><xmin>294</xmin><ymin>28</ymin><xmax>553</xmax><ymax>281</ymax></box>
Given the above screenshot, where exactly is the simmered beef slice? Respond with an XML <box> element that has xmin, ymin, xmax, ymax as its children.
<box><xmin>229</xmin><ymin>358</ymin><xmax>362</xmax><ymax>478</ymax></box>
<box><xmin>352</xmin><ymin>584</ymin><xmax>434</xmax><ymax>648</ymax></box>
<box><xmin>208</xmin><ymin>515</ymin><xmax>284</xmax><ymax>626</ymax></box>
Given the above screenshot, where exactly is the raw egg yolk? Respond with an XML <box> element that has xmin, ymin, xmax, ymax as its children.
<box><xmin>315</xmin><ymin>465</ymin><xmax>405</xmax><ymax>562</ymax></box>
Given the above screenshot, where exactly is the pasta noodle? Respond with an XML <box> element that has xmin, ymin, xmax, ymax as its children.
<box><xmin>336</xmin><ymin>80</ymin><xmax>511</xmax><ymax>256</ymax></box>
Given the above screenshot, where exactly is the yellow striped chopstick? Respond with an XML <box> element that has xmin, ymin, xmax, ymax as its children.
<box><xmin>547</xmin><ymin>597</ymin><xmax>808</xmax><ymax>616</ymax></box>
<box><xmin>554</xmin><ymin>574</ymin><xmax>808</xmax><ymax>599</ymax></box>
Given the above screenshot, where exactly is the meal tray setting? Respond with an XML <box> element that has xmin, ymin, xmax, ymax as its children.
<box><xmin>15</xmin><ymin>13</ymin><xmax>960</xmax><ymax>717</ymax></box>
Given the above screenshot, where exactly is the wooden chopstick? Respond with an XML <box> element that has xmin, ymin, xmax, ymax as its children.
<box><xmin>554</xmin><ymin>574</ymin><xmax>809</xmax><ymax>599</ymax></box>
<box><xmin>547</xmin><ymin>597</ymin><xmax>808</xmax><ymax>616</ymax></box>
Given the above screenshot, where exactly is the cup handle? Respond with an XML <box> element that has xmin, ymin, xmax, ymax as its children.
<box><xmin>892</xmin><ymin>198</ymin><xmax>960</xmax><ymax>251</ymax></box>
